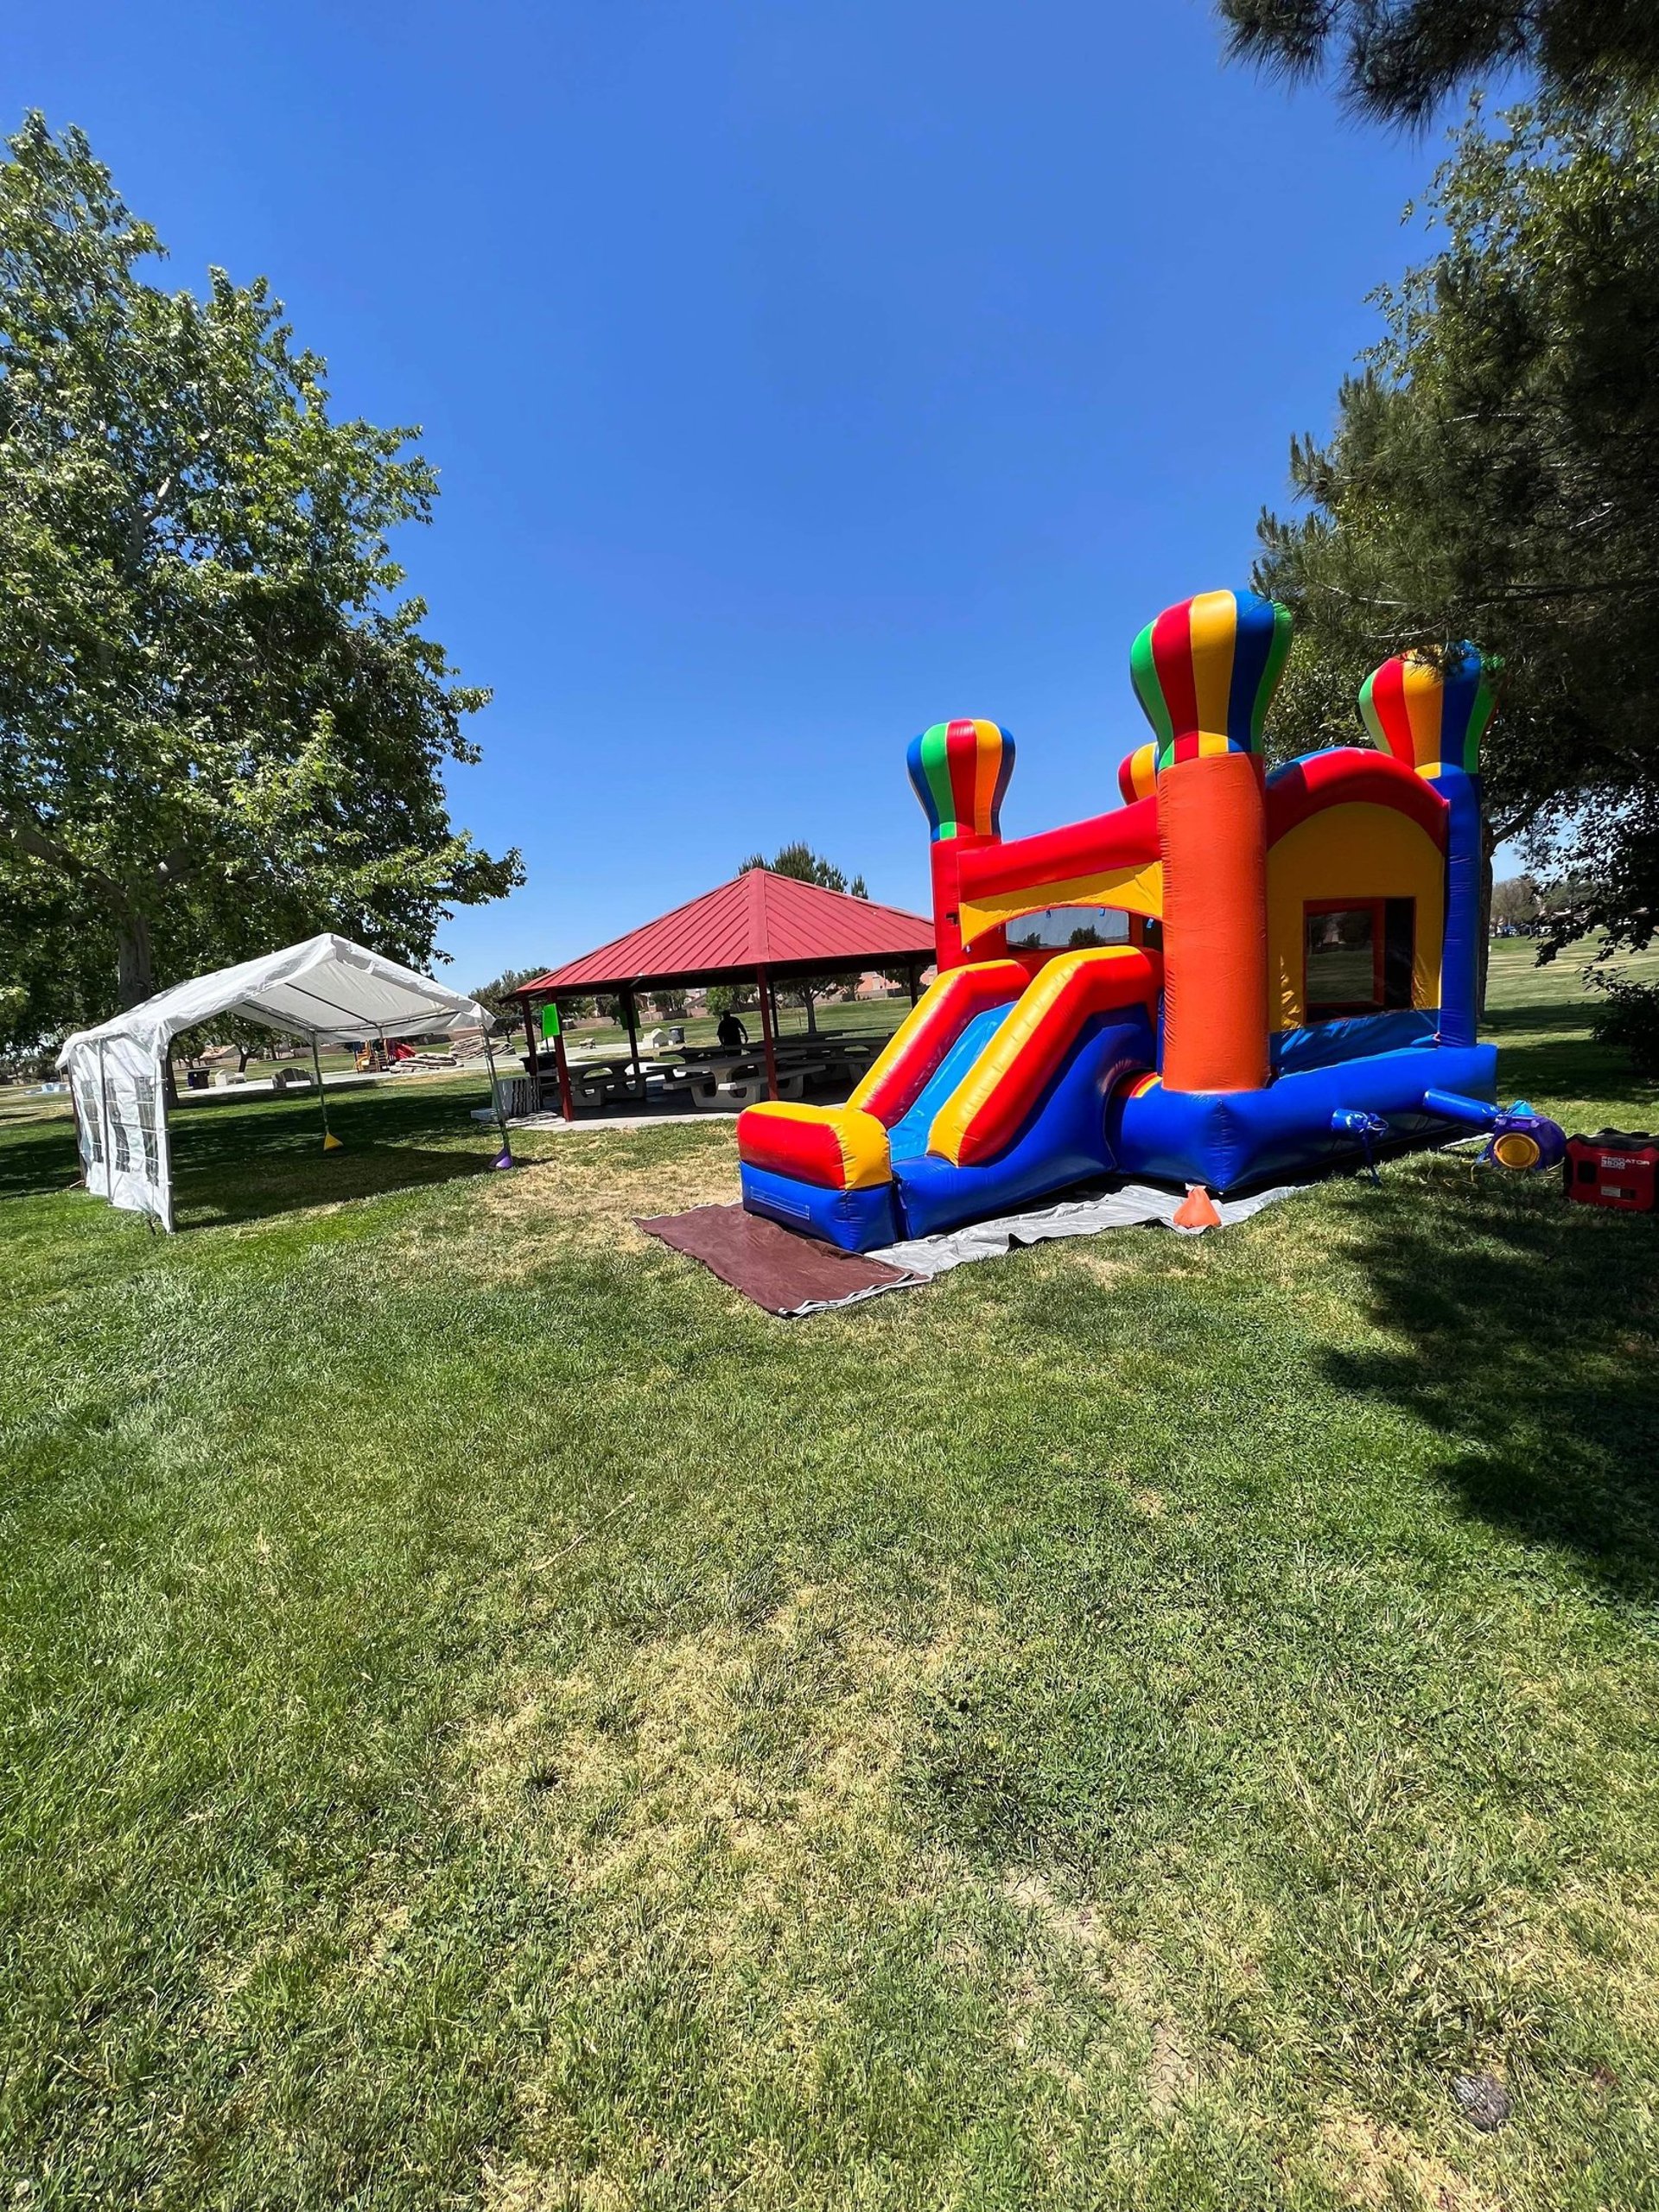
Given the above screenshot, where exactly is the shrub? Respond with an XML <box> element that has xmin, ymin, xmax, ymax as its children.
<box><xmin>1589</xmin><ymin>976</ymin><xmax>1659</xmax><ymax>1079</ymax></box>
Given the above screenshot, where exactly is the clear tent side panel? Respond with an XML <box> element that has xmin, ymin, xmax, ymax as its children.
<box><xmin>95</xmin><ymin>1034</ymin><xmax>175</xmax><ymax>1230</ymax></box>
<box><xmin>67</xmin><ymin>1054</ymin><xmax>110</xmax><ymax>1199</ymax></box>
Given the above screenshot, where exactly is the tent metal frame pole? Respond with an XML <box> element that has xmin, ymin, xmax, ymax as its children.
<box><xmin>69</xmin><ymin>1084</ymin><xmax>87</xmax><ymax>1189</ymax></box>
<box><xmin>519</xmin><ymin>995</ymin><xmax>542</xmax><ymax>1108</ymax></box>
<box><xmin>96</xmin><ymin>1041</ymin><xmax>115</xmax><ymax>1191</ymax></box>
<box><xmin>311</xmin><ymin>1035</ymin><xmax>335</xmax><ymax>1147</ymax></box>
<box><xmin>480</xmin><ymin>1030</ymin><xmax>514</xmax><ymax>1166</ymax></box>
<box><xmin>156</xmin><ymin>1055</ymin><xmax>175</xmax><ymax>1231</ymax></box>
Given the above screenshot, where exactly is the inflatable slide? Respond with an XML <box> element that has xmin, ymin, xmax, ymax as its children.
<box><xmin>739</xmin><ymin>945</ymin><xmax>1158</xmax><ymax>1250</ymax></box>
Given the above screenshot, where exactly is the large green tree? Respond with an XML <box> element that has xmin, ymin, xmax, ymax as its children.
<box><xmin>1249</xmin><ymin>89</ymin><xmax>1659</xmax><ymax>958</ymax></box>
<box><xmin>0</xmin><ymin>864</ymin><xmax>110</xmax><ymax>1069</ymax></box>
<box><xmin>0</xmin><ymin>114</ymin><xmax>519</xmax><ymax>1041</ymax></box>
<box><xmin>1218</xmin><ymin>0</ymin><xmax>1659</xmax><ymax>124</ymax></box>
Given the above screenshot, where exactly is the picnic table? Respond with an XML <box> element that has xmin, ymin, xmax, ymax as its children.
<box><xmin>509</xmin><ymin>1029</ymin><xmax>881</xmax><ymax>1118</ymax></box>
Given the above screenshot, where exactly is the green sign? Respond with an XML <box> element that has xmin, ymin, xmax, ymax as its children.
<box><xmin>541</xmin><ymin>1004</ymin><xmax>561</xmax><ymax>1041</ymax></box>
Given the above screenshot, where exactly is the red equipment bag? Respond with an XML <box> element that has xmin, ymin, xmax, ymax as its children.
<box><xmin>1563</xmin><ymin>1130</ymin><xmax>1658</xmax><ymax>1213</ymax></box>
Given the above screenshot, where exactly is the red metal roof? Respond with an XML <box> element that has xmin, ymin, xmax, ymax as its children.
<box><xmin>514</xmin><ymin>868</ymin><xmax>937</xmax><ymax>995</ymax></box>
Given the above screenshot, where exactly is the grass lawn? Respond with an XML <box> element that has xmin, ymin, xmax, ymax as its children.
<box><xmin>2</xmin><ymin>943</ymin><xmax>1656</xmax><ymax>2210</ymax></box>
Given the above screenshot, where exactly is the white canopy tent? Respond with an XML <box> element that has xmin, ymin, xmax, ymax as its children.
<box><xmin>57</xmin><ymin>933</ymin><xmax>507</xmax><ymax>1230</ymax></box>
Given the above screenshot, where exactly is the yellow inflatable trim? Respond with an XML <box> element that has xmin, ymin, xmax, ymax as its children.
<box><xmin>957</xmin><ymin>861</ymin><xmax>1163</xmax><ymax>951</ymax></box>
<box><xmin>739</xmin><ymin>1100</ymin><xmax>893</xmax><ymax>1190</ymax></box>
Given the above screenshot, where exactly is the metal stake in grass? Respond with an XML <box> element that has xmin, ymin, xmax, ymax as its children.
<box><xmin>312</xmin><ymin>1036</ymin><xmax>342</xmax><ymax>1152</ymax></box>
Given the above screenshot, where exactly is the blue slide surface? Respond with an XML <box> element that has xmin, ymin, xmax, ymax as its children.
<box><xmin>892</xmin><ymin>1008</ymin><xmax>1155</xmax><ymax>1240</ymax></box>
<box><xmin>886</xmin><ymin>1004</ymin><xmax>1014</xmax><ymax>1163</ymax></box>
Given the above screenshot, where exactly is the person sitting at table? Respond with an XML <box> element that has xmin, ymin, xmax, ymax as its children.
<box><xmin>716</xmin><ymin>1009</ymin><xmax>749</xmax><ymax>1051</ymax></box>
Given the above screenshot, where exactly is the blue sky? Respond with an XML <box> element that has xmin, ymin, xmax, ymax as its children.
<box><xmin>7</xmin><ymin>0</ymin><xmax>1452</xmax><ymax>986</ymax></box>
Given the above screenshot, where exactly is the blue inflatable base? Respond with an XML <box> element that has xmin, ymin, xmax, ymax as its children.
<box><xmin>1109</xmin><ymin>1042</ymin><xmax>1498</xmax><ymax>1191</ymax></box>
<box><xmin>738</xmin><ymin>1166</ymin><xmax>900</xmax><ymax>1252</ymax></box>
<box><xmin>737</xmin><ymin>1039</ymin><xmax>1500</xmax><ymax>1254</ymax></box>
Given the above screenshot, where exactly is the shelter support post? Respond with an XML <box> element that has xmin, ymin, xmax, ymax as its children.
<box><xmin>756</xmin><ymin>963</ymin><xmax>779</xmax><ymax>1101</ymax></box>
<box><xmin>551</xmin><ymin>1004</ymin><xmax>575</xmax><ymax>1122</ymax></box>
<box><xmin>907</xmin><ymin>963</ymin><xmax>921</xmax><ymax>1006</ymax></box>
<box><xmin>622</xmin><ymin>988</ymin><xmax>641</xmax><ymax>1096</ymax></box>
<box><xmin>520</xmin><ymin>995</ymin><xmax>541</xmax><ymax>1101</ymax></box>
<box><xmin>312</xmin><ymin>1037</ymin><xmax>341</xmax><ymax>1150</ymax></box>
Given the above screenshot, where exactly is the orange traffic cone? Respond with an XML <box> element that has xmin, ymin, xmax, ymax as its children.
<box><xmin>1172</xmin><ymin>1183</ymin><xmax>1222</xmax><ymax>1232</ymax></box>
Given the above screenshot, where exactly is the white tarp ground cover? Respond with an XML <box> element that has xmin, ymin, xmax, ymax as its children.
<box><xmin>57</xmin><ymin>934</ymin><xmax>489</xmax><ymax>1231</ymax></box>
<box><xmin>772</xmin><ymin>1179</ymin><xmax>1313</xmax><ymax>1316</ymax></box>
<box><xmin>868</xmin><ymin>1179</ymin><xmax>1308</xmax><ymax>1279</ymax></box>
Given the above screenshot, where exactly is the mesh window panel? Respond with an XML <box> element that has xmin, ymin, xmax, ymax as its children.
<box><xmin>75</xmin><ymin>1077</ymin><xmax>103</xmax><ymax>1164</ymax></box>
<box><xmin>1006</xmin><ymin>906</ymin><xmax>1132</xmax><ymax>950</ymax></box>
<box><xmin>1384</xmin><ymin>899</ymin><xmax>1415</xmax><ymax>1010</ymax></box>
<box><xmin>1306</xmin><ymin>906</ymin><xmax>1377</xmax><ymax>1013</ymax></box>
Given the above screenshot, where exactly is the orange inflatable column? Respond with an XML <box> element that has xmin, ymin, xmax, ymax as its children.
<box><xmin>1128</xmin><ymin>588</ymin><xmax>1292</xmax><ymax>1096</ymax></box>
<box><xmin>1158</xmin><ymin>751</ymin><xmax>1269</xmax><ymax>1093</ymax></box>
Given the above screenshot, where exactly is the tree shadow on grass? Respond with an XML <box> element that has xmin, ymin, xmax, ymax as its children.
<box><xmin>1324</xmin><ymin>1167</ymin><xmax>1659</xmax><ymax>1609</ymax></box>
<box><xmin>168</xmin><ymin>1081</ymin><xmax>503</xmax><ymax>1228</ymax></box>
<box><xmin>172</xmin><ymin>1144</ymin><xmax>496</xmax><ymax>1229</ymax></box>
<box><xmin>1486</xmin><ymin>995</ymin><xmax>1659</xmax><ymax>1123</ymax></box>
<box><xmin>0</xmin><ymin>1079</ymin><xmax>506</xmax><ymax>1227</ymax></box>
<box><xmin>0</xmin><ymin>1114</ymin><xmax>80</xmax><ymax>1200</ymax></box>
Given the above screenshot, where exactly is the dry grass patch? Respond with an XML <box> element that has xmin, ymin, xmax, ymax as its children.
<box><xmin>458</xmin><ymin>1584</ymin><xmax>1026</xmax><ymax>2205</ymax></box>
<box><xmin>1001</xmin><ymin>1868</ymin><xmax>1108</xmax><ymax>1955</ymax></box>
<box><xmin>1316</xmin><ymin>2109</ymin><xmax>1501</xmax><ymax>2211</ymax></box>
<box><xmin>397</xmin><ymin>1124</ymin><xmax>742</xmax><ymax>1279</ymax></box>
<box><xmin>1145</xmin><ymin>2016</ymin><xmax>1197</xmax><ymax>2117</ymax></box>
<box><xmin>1060</xmin><ymin>1245</ymin><xmax>1137</xmax><ymax>1290</ymax></box>
<box><xmin>466</xmin><ymin>1582</ymin><xmax>982</xmax><ymax>1889</ymax></box>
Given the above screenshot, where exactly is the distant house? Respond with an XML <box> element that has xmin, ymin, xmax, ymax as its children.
<box><xmin>854</xmin><ymin>968</ymin><xmax>933</xmax><ymax>1001</ymax></box>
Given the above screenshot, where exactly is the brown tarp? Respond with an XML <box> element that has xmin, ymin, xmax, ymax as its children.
<box><xmin>636</xmin><ymin>1204</ymin><xmax>920</xmax><ymax>1316</ymax></box>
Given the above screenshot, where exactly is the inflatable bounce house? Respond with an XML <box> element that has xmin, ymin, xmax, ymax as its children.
<box><xmin>737</xmin><ymin>589</ymin><xmax>1562</xmax><ymax>1251</ymax></box>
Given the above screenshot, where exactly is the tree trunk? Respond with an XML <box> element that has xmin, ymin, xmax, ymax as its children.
<box><xmin>116</xmin><ymin>912</ymin><xmax>155</xmax><ymax>1009</ymax></box>
<box><xmin>238</xmin><ymin>1044</ymin><xmax>252</xmax><ymax>1072</ymax></box>
<box><xmin>803</xmin><ymin>988</ymin><xmax>817</xmax><ymax>1037</ymax></box>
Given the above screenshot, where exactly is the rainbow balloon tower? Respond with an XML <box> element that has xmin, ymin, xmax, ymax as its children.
<box><xmin>1359</xmin><ymin>646</ymin><xmax>1497</xmax><ymax>1049</ymax></box>
<box><xmin>905</xmin><ymin>719</ymin><xmax>1016</xmax><ymax>971</ymax></box>
<box><xmin>1129</xmin><ymin>588</ymin><xmax>1293</xmax><ymax>1093</ymax></box>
